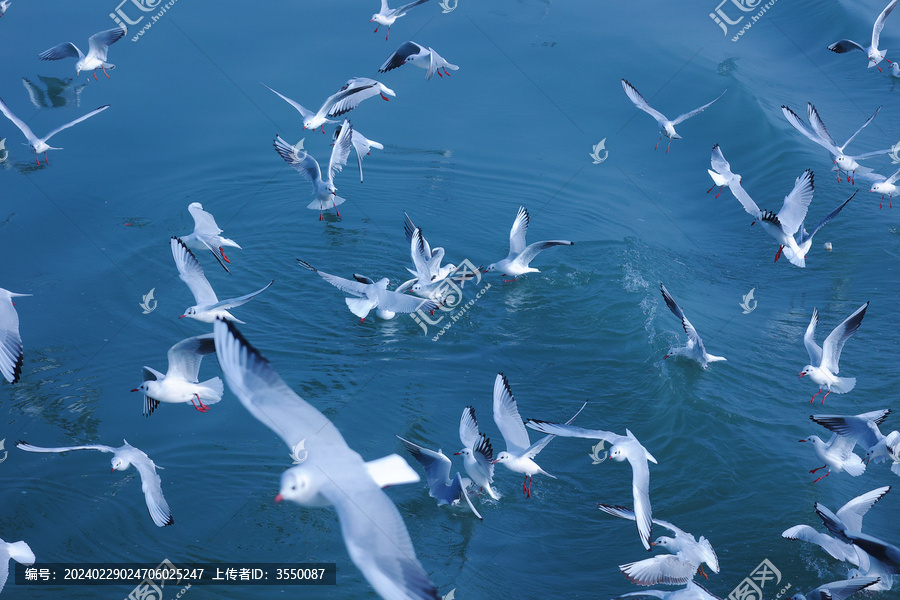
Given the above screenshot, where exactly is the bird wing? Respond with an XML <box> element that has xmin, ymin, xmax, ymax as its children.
<box><xmin>517</xmin><ymin>240</ymin><xmax>574</xmax><ymax>267</ymax></box>
<box><xmin>626</xmin><ymin>444</ymin><xmax>655</xmax><ymax>551</ymax></box>
<box><xmin>166</xmin><ymin>333</ymin><xmax>217</xmax><ymax>382</ymax></box>
<box><xmin>804</xmin><ymin>308</ymin><xmax>824</xmax><ymax>366</ymax></box>
<box><xmin>297</xmin><ymin>260</ymin><xmax>369</xmax><ymax>297</ymax></box>
<box><xmin>323</xmin><ymin>78</ymin><xmax>394</xmax><ymax>118</ymax></box>
<box><xmin>836</xmin><ymin>485</ymin><xmax>892</xmax><ymax>533</ymax></box>
<box><xmin>710</xmin><ymin>143</ymin><xmax>734</xmax><ymax>178</ymax></box>
<box><xmin>375</xmin><ymin>287</ymin><xmax>437</xmax><ymax>314</ymax></box>
<box><xmin>142</xmin><ymin>366</ymin><xmax>164</xmax><ymax>382</ymax></box>
<box><xmin>396</xmin><ymin>436</ymin><xmax>452</xmax><ymax>489</ymax></box>
<box><xmin>38</xmin><ymin>42</ymin><xmax>83</xmax><ymax>61</ymax></box>
<box><xmin>0</xmin><ymin>293</ymin><xmax>25</xmax><ymax>384</ymax></box>
<box><xmin>328</xmin><ymin>120</ymin><xmax>354</xmax><ymax>182</ymax></box>
<box><xmin>523</xmin><ymin>400</ymin><xmax>587</xmax><ymax>459</ymax></box>
<box><xmin>782</xmin><ymin>524</ymin><xmax>860</xmax><ymax>564</ymax></box>
<box><xmin>730</xmin><ymin>181</ymin><xmax>762</xmax><ymax>219</ymax></box>
<box><xmin>411</xmin><ymin>227</ymin><xmax>434</xmax><ymax>283</ymax></box>
<box><xmin>262</xmin><ymin>83</ymin><xmax>315</xmax><ymax>121</ymax></box>
<box><xmin>782</xmin><ymin>105</ymin><xmax>839</xmax><ymax>154</ymax></box>
<box><xmin>425</xmin><ymin>49</ymin><xmax>440</xmax><ymax>81</ymax></box>
<box><xmin>129</xmin><ymin>450</ymin><xmax>174</xmax><ymax>527</ymax></box>
<box><xmin>508</xmin><ymin>206</ymin><xmax>530</xmax><ymax>256</ymax></box>
<box><xmin>208</xmin><ymin>280</ymin><xmax>273</xmax><ymax>311</ymax></box>
<box><xmin>807</xmin><ymin>104</ymin><xmax>839</xmax><ymax>150</ymax></box>
<box><xmin>16</xmin><ymin>441</ymin><xmax>115</xmax><ymax>454</ymax></box>
<box><xmin>620</xmin><ymin>555</ymin><xmax>695</xmax><ymax>586</ymax></box>
<box><xmin>775</xmin><ymin>170</ymin><xmax>814</xmax><ymax>237</ymax></box>
<box><xmin>525</xmin><ymin>421</ymin><xmax>620</xmax><ymax>444</ymax></box>
<box><xmin>660</xmin><ymin>284</ymin><xmax>705</xmax><ymax>354</ymax></box>
<box><xmin>621</xmin><ymin>79</ymin><xmax>668</xmax><ymax>123</ymax></box>
<box><xmin>379</xmin><ymin>41</ymin><xmax>423</xmax><ymax>72</ymax></box>
<box><xmin>274</xmin><ymin>134</ymin><xmax>322</xmax><ymax>191</ymax></box>
<box><xmin>821</xmin><ymin>302</ymin><xmax>868</xmax><ymax>374</ymax></box>
<box><xmin>872</xmin><ymin>0</ymin><xmax>899</xmax><ymax>49</ymax></box>
<box><xmin>597</xmin><ymin>503</ymin><xmax>682</xmax><ymax>537</ymax></box>
<box><xmin>43</xmin><ymin>105</ymin><xmax>110</xmax><ymax>144</ymax></box>
<box><xmin>0</xmin><ymin>97</ymin><xmax>38</xmax><ymax>144</ymax></box>
<box><xmin>395</xmin><ymin>0</ymin><xmax>430</xmax><ymax>14</ymax></box>
<box><xmin>799</xmin><ymin>191</ymin><xmax>855</xmax><ymax>244</ymax></box>
<box><xmin>491</xmin><ymin>372</ymin><xmax>531</xmax><ymax>455</ymax></box>
<box><xmin>828</xmin><ymin>39</ymin><xmax>866</xmax><ymax>54</ymax></box>
<box><xmin>87</xmin><ymin>27</ymin><xmax>126</xmax><ymax>62</ymax></box>
<box><xmin>187</xmin><ymin>202</ymin><xmax>224</xmax><ymax>237</ymax></box>
<box><xmin>814</xmin><ymin>577</ymin><xmax>881</xmax><ymax>600</ymax></box>
<box><xmin>171</xmin><ymin>237</ymin><xmax>218</xmax><ymax>305</ymax></box>
<box><xmin>839</xmin><ymin>106</ymin><xmax>881</xmax><ymax>151</ymax></box>
<box><xmin>670</xmin><ymin>88</ymin><xmax>727</xmax><ymax>126</ymax></box>
<box><xmin>459</xmin><ymin>406</ymin><xmax>481</xmax><ymax>450</ymax></box>
<box><xmin>452</xmin><ymin>472</ymin><xmax>483</xmax><ymax>520</ymax></box>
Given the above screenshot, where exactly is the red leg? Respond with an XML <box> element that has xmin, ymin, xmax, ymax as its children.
<box><xmin>821</xmin><ymin>390</ymin><xmax>831</xmax><ymax>404</ymax></box>
<box><xmin>522</xmin><ymin>476</ymin><xmax>528</xmax><ymax>495</ymax></box>
<box><xmin>774</xmin><ymin>246</ymin><xmax>783</xmax><ymax>262</ymax></box>
<box><xmin>190</xmin><ymin>394</ymin><xmax>210</xmax><ymax>413</ymax></box>
<box><xmin>219</xmin><ymin>247</ymin><xmax>231</xmax><ymax>263</ymax></box>
<box><xmin>35</xmin><ymin>154</ymin><xmax>40</xmax><ymax>165</ymax></box>
<box><xmin>707</xmin><ymin>184</ymin><xmax>715</xmax><ymax>194</ymax></box>
<box><xmin>93</xmin><ymin>69</ymin><xmax>99</xmax><ymax>81</ymax></box>
<box><xmin>810</xmin><ymin>465</ymin><xmax>827</xmax><ymax>473</ymax></box>
<box><xmin>812</xmin><ymin>471</ymin><xmax>831</xmax><ymax>483</ymax></box>
<box><xmin>319</xmin><ymin>210</ymin><xmax>323</xmax><ymax>221</ymax></box>
<box><xmin>443</xmin><ymin>67</ymin><xmax>451</xmax><ymax>76</ymax></box>
<box><xmin>102</xmin><ymin>65</ymin><xmax>110</xmax><ymax>79</ymax></box>
<box><xmin>44</xmin><ymin>152</ymin><xmax>49</xmax><ymax>165</ymax></box>
<box><xmin>809</xmin><ymin>389</ymin><xmax>821</xmax><ymax>403</ymax></box>
<box><xmin>666</xmin><ymin>138</ymin><xmax>672</xmax><ymax>153</ymax></box>
<box><xmin>374</xmin><ymin>25</ymin><xmax>379</xmax><ymax>32</ymax></box>
<box><xmin>715</xmin><ymin>188</ymin><xmax>722</xmax><ymax>199</ymax></box>
<box><xmin>654</xmin><ymin>136</ymin><xmax>661</xmax><ymax>151</ymax></box>
<box><xmin>437</xmin><ymin>69</ymin><xmax>443</xmax><ymax>78</ymax></box>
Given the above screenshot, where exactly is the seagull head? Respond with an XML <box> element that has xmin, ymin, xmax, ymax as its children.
<box><xmin>492</xmin><ymin>451</ymin><xmax>512</xmax><ymax>465</ymax></box>
<box><xmin>798</xmin><ymin>365</ymin><xmax>814</xmax><ymax>378</ymax></box>
<box><xmin>833</xmin><ymin>155</ymin><xmax>859</xmax><ymax>172</ymax></box>
<box><xmin>482</xmin><ymin>263</ymin><xmax>496</xmax><ymax>274</ymax></box>
<box><xmin>453</xmin><ymin>448</ymin><xmax>471</xmax><ymax>457</ymax></box>
<box><xmin>110</xmin><ymin>456</ymin><xmax>129</xmax><ymax>472</ymax></box>
<box><xmin>651</xmin><ymin>536</ymin><xmax>674</xmax><ymax>549</ymax></box>
<box><xmin>131</xmin><ymin>382</ymin><xmax>148</xmax><ymax>394</ymax></box>
<box><xmin>608</xmin><ymin>445</ymin><xmax>627</xmax><ymax>462</ymax></box>
<box><xmin>277</xmin><ymin>466</ymin><xmax>326</xmax><ymax>507</ymax></box>
<box><xmin>180</xmin><ymin>306</ymin><xmax>198</xmax><ymax>319</ymax></box>
<box><xmin>870</xmin><ymin>182</ymin><xmax>890</xmax><ymax>194</ymax></box>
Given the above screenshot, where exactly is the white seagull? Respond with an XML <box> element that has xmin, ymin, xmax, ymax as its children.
<box><xmin>263</xmin><ymin>78</ymin><xmax>395</xmax><ymax>134</ymax></box>
<box><xmin>170</xmin><ymin>237</ymin><xmax>272</xmax><ymax>323</ymax></box>
<box><xmin>659</xmin><ymin>284</ymin><xmax>725</xmax><ymax>369</ymax></box>
<box><xmin>0</xmin><ymin>537</ymin><xmax>34</xmax><ymax>594</ymax></box>
<box><xmin>370</xmin><ymin>0</ymin><xmax>431</xmax><ymax>40</ymax></box>
<box><xmin>213</xmin><ymin>318</ymin><xmax>438</xmax><ymax>600</ymax></box>
<box><xmin>800</xmin><ymin>425</ymin><xmax>867</xmax><ymax>484</ymax></box>
<box><xmin>179</xmin><ymin>202</ymin><xmax>241</xmax><ymax>273</ymax></box>
<box><xmin>131</xmin><ymin>333</ymin><xmax>223</xmax><ymax>416</ymax></box>
<box><xmin>526</xmin><ymin>419</ymin><xmax>657</xmax><ymax>550</ymax></box>
<box><xmin>799</xmin><ymin>302</ymin><xmax>869</xmax><ymax>404</ymax></box>
<box><xmin>484</xmin><ymin>206</ymin><xmax>573</xmax><ymax>280</ymax></box>
<box><xmin>811</xmin><ymin>410</ymin><xmax>897</xmax><ymax>467</ymax></box>
<box><xmin>781</xmin><ymin>191</ymin><xmax>855</xmax><ymax>266</ymax></box>
<box><xmin>16</xmin><ymin>440</ymin><xmax>174</xmax><ymax>527</ymax></box>
<box><xmin>867</xmin><ymin>165</ymin><xmax>900</xmax><ymax>208</ymax></box>
<box><xmin>491</xmin><ymin>373</ymin><xmax>586</xmax><ymax>499</ymax></box>
<box><xmin>0</xmin><ymin>96</ymin><xmax>109</xmax><ymax>165</ymax></box>
<box><xmin>621</xmin><ymin>79</ymin><xmax>726</xmax><ymax>153</ymax></box>
<box><xmin>274</xmin><ymin>122</ymin><xmax>353</xmax><ymax>220</ymax></box>
<box><xmin>788</xmin><ymin>577</ymin><xmax>881</xmax><ymax>600</ymax></box>
<box><xmin>38</xmin><ymin>26</ymin><xmax>126</xmax><ymax>80</ymax></box>
<box><xmin>456</xmin><ymin>406</ymin><xmax>501</xmax><ymax>500</ymax></box>
<box><xmin>817</xmin><ymin>502</ymin><xmax>900</xmax><ymax>575</ymax></box>
<box><xmin>297</xmin><ymin>259</ymin><xmax>437</xmax><ymax>322</ymax></box>
<box><xmin>396</xmin><ymin>435</ymin><xmax>482</xmax><ymax>519</ymax></box>
<box><xmin>598</xmin><ymin>504</ymin><xmax>719</xmax><ymax>585</ymax></box>
<box><xmin>379</xmin><ymin>42</ymin><xmax>459</xmax><ymax>80</ymax></box>
<box><xmin>0</xmin><ymin>0</ymin><xmax>11</xmax><ymax>18</ymax></box>
<box><xmin>730</xmin><ymin>168</ymin><xmax>815</xmax><ymax>267</ymax></box>
<box><xmin>828</xmin><ymin>0</ymin><xmax>899</xmax><ymax>71</ymax></box>
<box><xmin>782</xmin><ymin>103</ymin><xmax>891</xmax><ymax>184</ymax></box>
<box><xmin>706</xmin><ymin>143</ymin><xmax>742</xmax><ymax>198</ymax></box>
<box><xmin>333</xmin><ymin>123</ymin><xmax>383</xmax><ymax>183</ymax></box>
<box><xmin>0</xmin><ymin>288</ymin><xmax>30</xmax><ymax>384</ymax></box>
<box><xmin>612</xmin><ymin>581</ymin><xmax>721</xmax><ymax>600</ymax></box>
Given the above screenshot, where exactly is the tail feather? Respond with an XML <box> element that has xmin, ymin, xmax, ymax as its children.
<box><xmin>200</xmin><ymin>377</ymin><xmax>224</xmax><ymax>403</ymax></box>
<box><xmin>844</xmin><ymin>454</ymin><xmax>866</xmax><ymax>477</ymax></box>
<box><xmin>831</xmin><ymin>377</ymin><xmax>857</xmax><ymax>394</ymax></box>
<box><xmin>7</xmin><ymin>541</ymin><xmax>35</xmax><ymax>565</ymax></box>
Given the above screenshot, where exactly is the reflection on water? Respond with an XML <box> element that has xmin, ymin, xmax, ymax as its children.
<box><xmin>22</xmin><ymin>75</ymin><xmax>87</xmax><ymax>109</ymax></box>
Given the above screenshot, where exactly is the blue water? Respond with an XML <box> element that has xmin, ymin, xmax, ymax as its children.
<box><xmin>2</xmin><ymin>0</ymin><xmax>900</xmax><ymax>598</ymax></box>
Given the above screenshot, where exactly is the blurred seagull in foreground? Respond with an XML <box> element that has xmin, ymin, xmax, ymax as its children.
<box><xmin>484</xmin><ymin>206</ymin><xmax>573</xmax><ymax>280</ymax></box>
<box><xmin>274</xmin><ymin>120</ymin><xmax>353</xmax><ymax>220</ymax></box>
<box><xmin>131</xmin><ymin>334</ymin><xmax>223</xmax><ymax>416</ymax></box>
<box><xmin>179</xmin><ymin>202</ymin><xmax>241</xmax><ymax>273</ymax></box>
<box><xmin>0</xmin><ymin>536</ymin><xmax>34</xmax><ymax>593</ymax></box>
<box><xmin>213</xmin><ymin>319</ymin><xmax>437</xmax><ymax>600</ymax></box>
<box><xmin>297</xmin><ymin>259</ymin><xmax>437</xmax><ymax>322</ymax></box>
<box><xmin>171</xmin><ymin>237</ymin><xmax>272</xmax><ymax>323</ymax></box>
<box><xmin>370</xmin><ymin>0</ymin><xmax>431</xmax><ymax>40</ymax></box>
<box><xmin>0</xmin><ymin>288</ymin><xmax>30</xmax><ymax>384</ymax></box>
<box><xmin>828</xmin><ymin>0</ymin><xmax>898</xmax><ymax>71</ymax></box>
<box><xmin>621</xmin><ymin>79</ymin><xmax>726</xmax><ymax>153</ymax></box>
<box><xmin>659</xmin><ymin>284</ymin><xmax>725</xmax><ymax>369</ymax></box>
<box><xmin>379</xmin><ymin>42</ymin><xmax>459</xmax><ymax>80</ymax></box>
<box><xmin>396</xmin><ymin>435</ymin><xmax>482</xmax><ymax>519</ymax></box>
<box><xmin>0</xmin><ymin>97</ymin><xmax>109</xmax><ymax>165</ymax></box>
<box><xmin>16</xmin><ymin>440</ymin><xmax>173</xmax><ymax>527</ymax></box>
<box><xmin>263</xmin><ymin>78</ymin><xmax>395</xmax><ymax>134</ymax></box>
<box><xmin>38</xmin><ymin>26</ymin><xmax>126</xmax><ymax>80</ymax></box>
<box><xmin>799</xmin><ymin>302</ymin><xmax>868</xmax><ymax>404</ymax></box>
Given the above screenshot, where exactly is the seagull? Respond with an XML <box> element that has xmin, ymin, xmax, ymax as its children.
<box><xmin>16</xmin><ymin>440</ymin><xmax>174</xmax><ymax>527</ymax></box>
<box><xmin>397</xmin><ymin>213</ymin><xmax>471</xmax><ymax>298</ymax></box>
<box><xmin>491</xmin><ymin>373</ymin><xmax>586</xmax><ymax>499</ymax></box>
<box><xmin>783</xmin><ymin>486</ymin><xmax>893</xmax><ymax>590</ymax></box>
<box><xmin>730</xmin><ymin>168</ymin><xmax>815</xmax><ymax>267</ymax></box>
<box><xmin>212</xmin><ymin>318</ymin><xmax>439</xmax><ymax>600</ymax></box>
<box><xmin>867</xmin><ymin>165</ymin><xmax>900</xmax><ymax>208</ymax></box>
<box><xmin>379</xmin><ymin>42</ymin><xmax>459</xmax><ymax>80</ymax></box>
<box><xmin>170</xmin><ymin>237</ymin><xmax>272</xmax><ymax>323</ymax></box>
<box><xmin>0</xmin><ymin>288</ymin><xmax>30</xmax><ymax>384</ymax></box>
<box><xmin>455</xmin><ymin>406</ymin><xmax>501</xmax><ymax>500</ymax></box>
<box><xmin>811</xmin><ymin>410</ymin><xmax>897</xmax><ymax>466</ymax></box>
<box><xmin>370</xmin><ymin>0</ymin><xmax>431</xmax><ymax>40</ymax></box>
<box><xmin>799</xmin><ymin>302</ymin><xmax>869</xmax><ymax>404</ymax></box>
<box><xmin>828</xmin><ymin>0</ymin><xmax>899</xmax><ymax>71</ymax></box>
<box><xmin>800</xmin><ymin>425</ymin><xmax>867</xmax><ymax>484</ymax></box>
<box><xmin>659</xmin><ymin>284</ymin><xmax>725</xmax><ymax>369</ymax></box>
<box><xmin>484</xmin><ymin>206</ymin><xmax>573</xmax><ymax>280</ymax></box>
<box><xmin>0</xmin><ymin>537</ymin><xmax>34</xmax><ymax>594</ymax></box>
<box><xmin>333</xmin><ymin>123</ymin><xmax>383</xmax><ymax>183</ymax></box>
<box><xmin>788</xmin><ymin>577</ymin><xmax>881</xmax><ymax>600</ymax></box>
<box><xmin>396</xmin><ymin>435</ymin><xmax>483</xmax><ymax>519</ymax></box>
<box><xmin>38</xmin><ymin>26</ymin><xmax>126</xmax><ymax>80</ymax></box>
<box><xmin>612</xmin><ymin>580</ymin><xmax>721</xmax><ymax>600</ymax></box>
<box><xmin>179</xmin><ymin>202</ymin><xmax>241</xmax><ymax>273</ymax></box>
<box><xmin>706</xmin><ymin>143</ymin><xmax>742</xmax><ymax>198</ymax></box>
<box><xmin>781</xmin><ymin>191</ymin><xmax>855</xmax><ymax>265</ymax></box>
<box><xmin>0</xmin><ymin>0</ymin><xmax>11</xmax><ymax>17</ymax></box>
<box><xmin>0</xmin><ymin>96</ymin><xmax>109</xmax><ymax>165</ymax></box>
<box><xmin>131</xmin><ymin>334</ymin><xmax>223</xmax><ymax>416</ymax></box>
<box><xmin>782</xmin><ymin>103</ymin><xmax>891</xmax><ymax>184</ymax></box>
<box><xmin>297</xmin><ymin>259</ymin><xmax>437</xmax><ymax>322</ymax></box>
<box><xmin>598</xmin><ymin>504</ymin><xmax>719</xmax><ymax>585</ymax></box>
<box><xmin>621</xmin><ymin>79</ymin><xmax>726</xmax><ymax>153</ymax></box>
<box><xmin>526</xmin><ymin>419</ymin><xmax>657</xmax><ymax>550</ymax></box>
<box><xmin>816</xmin><ymin>502</ymin><xmax>900</xmax><ymax>578</ymax></box>
<box><xmin>263</xmin><ymin>78</ymin><xmax>395</xmax><ymax>134</ymax></box>
<box><xmin>273</xmin><ymin>122</ymin><xmax>353</xmax><ymax>220</ymax></box>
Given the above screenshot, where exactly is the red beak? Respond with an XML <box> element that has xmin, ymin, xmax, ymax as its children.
<box><xmin>179</xmin><ymin>315</ymin><xmax>186</xmax><ymax>319</ymax></box>
<box><xmin>798</xmin><ymin>372</ymin><xmax>806</xmax><ymax>378</ymax></box>
<box><xmin>798</xmin><ymin>439</ymin><xmax>807</xmax><ymax>443</ymax></box>
<box><xmin>130</xmin><ymin>388</ymin><xmax>139</xmax><ymax>392</ymax></box>
<box><xmin>275</xmin><ymin>493</ymin><xmax>283</xmax><ymax>503</ymax></box>
<box><xmin>453</xmin><ymin>452</ymin><xmax>461</xmax><ymax>455</ymax></box>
